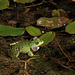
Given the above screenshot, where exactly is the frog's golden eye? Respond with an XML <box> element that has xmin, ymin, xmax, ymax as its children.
<box><xmin>35</xmin><ymin>42</ymin><xmax>39</xmax><ymax>44</ymax></box>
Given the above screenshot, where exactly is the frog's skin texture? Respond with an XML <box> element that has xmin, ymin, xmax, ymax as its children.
<box><xmin>8</xmin><ymin>38</ymin><xmax>44</xmax><ymax>59</ymax></box>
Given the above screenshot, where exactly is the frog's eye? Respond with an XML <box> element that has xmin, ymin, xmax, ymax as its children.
<box><xmin>35</xmin><ymin>42</ymin><xmax>39</xmax><ymax>44</ymax></box>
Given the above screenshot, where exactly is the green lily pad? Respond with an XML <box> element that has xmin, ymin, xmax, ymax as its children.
<box><xmin>0</xmin><ymin>0</ymin><xmax>2</xmax><ymax>1</ymax></box>
<box><xmin>0</xmin><ymin>0</ymin><xmax>9</xmax><ymax>10</ymax></box>
<box><xmin>65</xmin><ymin>21</ymin><xmax>75</xmax><ymax>34</ymax></box>
<box><xmin>26</xmin><ymin>26</ymin><xmax>41</xmax><ymax>36</ymax></box>
<box><xmin>39</xmin><ymin>32</ymin><xmax>55</xmax><ymax>46</ymax></box>
<box><xmin>14</xmin><ymin>0</ymin><xmax>35</xmax><ymax>3</ymax></box>
<box><xmin>0</xmin><ymin>25</ymin><xmax>25</xmax><ymax>36</ymax></box>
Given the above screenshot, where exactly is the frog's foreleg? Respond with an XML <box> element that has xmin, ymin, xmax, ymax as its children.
<box><xmin>28</xmin><ymin>50</ymin><xmax>39</xmax><ymax>57</ymax></box>
<box><xmin>28</xmin><ymin>50</ymin><xmax>34</xmax><ymax>56</ymax></box>
<box><xmin>16</xmin><ymin>51</ymin><xmax>20</xmax><ymax>58</ymax></box>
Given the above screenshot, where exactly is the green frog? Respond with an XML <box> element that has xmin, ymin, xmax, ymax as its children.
<box><xmin>8</xmin><ymin>37</ymin><xmax>44</xmax><ymax>59</ymax></box>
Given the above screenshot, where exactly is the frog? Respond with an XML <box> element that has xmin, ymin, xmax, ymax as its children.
<box><xmin>8</xmin><ymin>37</ymin><xmax>44</xmax><ymax>59</ymax></box>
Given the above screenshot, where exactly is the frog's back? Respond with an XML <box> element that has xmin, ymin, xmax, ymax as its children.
<box><xmin>14</xmin><ymin>41</ymin><xmax>30</xmax><ymax>47</ymax></box>
<box><xmin>8</xmin><ymin>41</ymin><xmax>31</xmax><ymax>58</ymax></box>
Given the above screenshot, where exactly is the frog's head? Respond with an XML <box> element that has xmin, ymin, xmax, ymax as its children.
<box><xmin>31</xmin><ymin>37</ymin><xmax>44</xmax><ymax>52</ymax></box>
<box><xmin>33</xmin><ymin>37</ymin><xmax>44</xmax><ymax>47</ymax></box>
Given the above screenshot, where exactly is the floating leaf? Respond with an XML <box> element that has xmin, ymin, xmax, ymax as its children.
<box><xmin>26</xmin><ymin>26</ymin><xmax>41</xmax><ymax>36</ymax></box>
<box><xmin>0</xmin><ymin>0</ymin><xmax>9</xmax><ymax>10</ymax></box>
<box><xmin>14</xmin><ymin>0</ymin><xmax>35</xmax><ymax>3</ymax></box>
<box><xmin>65</xmin><ymin>21</ymin><xmax>75</xmax><ymax>34</ymax></box>
<box><xmin>39</xmin><ymin>32</ymin><xmax>55</xmax><ymax>46</ymax></box>
<box><xmin>37</xmin><ymin>17</ymin><xmax>70</xmax><ymax>29</ymax></box>
<box><xmin>0</xmin><ymin>25</ymin><xmax>25</xmax><ymax>36</ymax></box>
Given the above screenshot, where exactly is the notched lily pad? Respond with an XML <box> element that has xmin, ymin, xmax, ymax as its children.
<box><xmin>26</xmin><ymin>26</ymin><xmax>41</xmax><ymax>36</ymax></box>
<box><xmin>0</xmin><ymin>0</ymin><xmax>9</xmax><ymax>10</ymax></box>
<box><xmin>39</xmin><ymin>32</ymin><xmax>55</xmax><ymax>46</ymax></box>
<box><xmin>65</xmin><ymin>21</ymin><xmax>75</xmax><ymax>34</ymax></box>
<box><xmin>0</xmin><ymin>25</ymin><xmax>25</xmax><ymax>36</ymax></box>
<box><xmin>14</xmin><ymin>0</ymin><xmax>35</xmax><ymax>3</ymax></box>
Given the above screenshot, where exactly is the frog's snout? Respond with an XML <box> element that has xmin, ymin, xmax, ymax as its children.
<box><xmin>42</xmin><ymin>41</ymin><xmax>44</xmax><ymax>44</ymax></box>
<box><xmin>37</xmin><ymin>41</ymin><xmax>44</xmax><ymax>46</ymax></box>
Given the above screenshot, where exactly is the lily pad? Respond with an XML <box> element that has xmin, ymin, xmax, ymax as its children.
<box><xmin>0</xmin><ymin>0</ymin><xmax>9</xmax><ymax>10</ymax></box>
<box><xmin>37</xmin><ymin>17</ymin><xmax>70</xmax><ymax>29</ymax></box>
<box><xmin>65</xmin><ymin>21</ymin><xmax>75</xmax><ymax>34</ymax></box>
<box><xmin>14</xmin><ymin>0</ymin><xmax>35</xmax><ymax>3</ymax></box>
<box><xmin>26</xmin><ymin>26</ymin><xmax>41</xmax><ymax>36</ymax></box>
<box><xmin>39</xmin><ymin>32</ymin><xmax>55</xmax><ymax>46</ymax></box>
<box><xmin>0</xmin><ymin>25</ymin><xmax>25</xmax><ymax>36</ymax></box>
